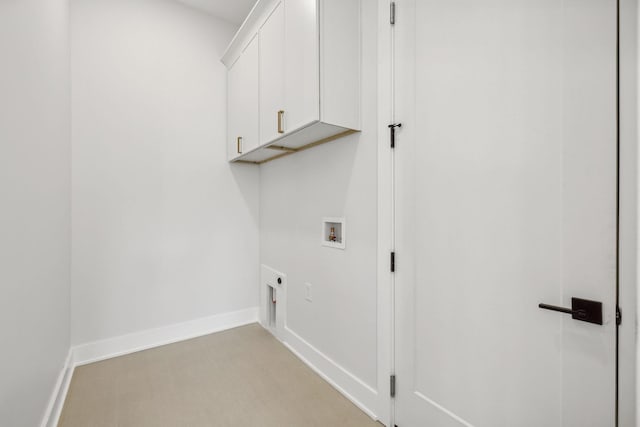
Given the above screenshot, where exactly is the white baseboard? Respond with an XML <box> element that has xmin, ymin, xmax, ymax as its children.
<box><xmin>40</xmin><ymin>309</ymin><xmax>374</xmax><ymax>427</ymax></box>
<box><xmin>73</xmin><ymin>307</ymin><xmax>259</xmax><ymax>366</ymax></box>
<box><xmin>39</xmin><ymin>308</ymin><xmax>257</xmax><ymax>426</ymax></box>
<box><xmin>40</xmin><ymin>349</ymin><xmax>74</xmax><ymax>427</ymax></box>
<box><xmin>283</xmin><ymin>326</ymin><xmax>379</xmax><ymax>420</ymax></box>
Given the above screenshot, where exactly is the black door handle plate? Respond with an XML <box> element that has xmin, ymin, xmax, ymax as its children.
<box><xmin>539</xmin><ymin>297</ymin><xmax>603</xmax><ymax>325</ymax></box>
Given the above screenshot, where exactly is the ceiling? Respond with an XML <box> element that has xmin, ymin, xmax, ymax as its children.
<box><xmin>176</xmin><ymin>0</ymin><xmax>257</xmax><ymax>25</ymax></box>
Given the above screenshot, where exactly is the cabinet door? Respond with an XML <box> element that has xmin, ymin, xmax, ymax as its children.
<box><xmin>227</xmin><ymin>56</ymin><xmax>242</xmax><ymax>160</ymax></box>
<box><xmin>259</xmin><ymin>1</ymin><xmax>285</xmax><ymax>144</ymax></box>
<box><xmin>284</xmin><ymin>0</ymin><xmax>319</xmax><ymax>132</ymax></box>
<box><xmin>238</xmin><ymin>35</ymin><xmax>260</xmax><ymax>154</ymax></box>
<box><xmin>228</xmin><ymin>35</ymin><xmax>259</xmax><ymax>160</ymax></box>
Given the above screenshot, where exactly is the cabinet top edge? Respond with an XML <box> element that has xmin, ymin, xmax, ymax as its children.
<box><xmin>221</xmin><ymin>0</ymin><xmax>279</xmax><ymax>68</ymax></box>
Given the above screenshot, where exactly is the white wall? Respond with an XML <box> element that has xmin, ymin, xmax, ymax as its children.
<box><xmin>260</xmin><ymin>0</ymin><xmax>378</xmax><ymax>397</ymax></box>
<box><xmin>0</xmin><ymin>1</ymin><xmax>71</xmax><ymax>426</ymax></box>
<box><xmin>71</xmin><ymin>0</ymin><xmax>260</xmax><ymax>345</ymax></box>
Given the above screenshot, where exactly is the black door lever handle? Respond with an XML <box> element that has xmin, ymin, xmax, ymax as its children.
<box><xmin>538</xmin><ymin>297</ymin><xmax>603</xmax><ymax>325</ymax></box>
<box><xmin>538</xmin><ymin>303</ymin><xmax>585</xmax><ymax>317</ymax></box>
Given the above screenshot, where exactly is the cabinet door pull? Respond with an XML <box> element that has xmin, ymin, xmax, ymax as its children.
<box><xmin>277</xmin><ymin>110</ymin><xmax>285</xmax><ymax>134</ymax></box>
<box><xmin>237</xmin><ymin>136</ymin><xmax>243</xmax><ymax>154</ymax></box>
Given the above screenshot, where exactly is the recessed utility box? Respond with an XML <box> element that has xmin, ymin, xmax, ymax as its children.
<box><xmin>260</xmin><ymin>265</ymin><xmax>286</xmax><ymax>340</ymax></box>
<box><xmin>322</xmin><ymin>217</ymin><xmax>345</xmax><ymax>249</ymax></box>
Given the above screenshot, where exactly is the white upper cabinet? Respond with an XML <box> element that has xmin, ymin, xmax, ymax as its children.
<box><xmin>227</xmin><ymin>34</ymin><xmax>259</xmax><ymax>161</ymax></box>
<box><xmin>259</xmin><ymin>2</ymin><xmax>286</xmax><ymax>145</ymax></box>
<box><xmin>283</xmin><ymin>0</ymin><xmax>319</xmax><ymax>134</ymax></box>
<box><xmin>221</xmin><ymin>0</ymin><xmax>360</xmax><ymax>164</ymax></box>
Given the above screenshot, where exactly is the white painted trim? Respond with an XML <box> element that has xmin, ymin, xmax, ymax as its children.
<box><xmin>618</xmin><ymin>0</ymin><xmax>638</xmax><ymax>425</ymax></box>
<box><xmin>376</xmin><ymin>0</ymin><xmax>394</xmax><ymax>425</ymax></box>
<box><xmin>635</xmin><ymin>0</ymin><xmax>640</xmax><ymax>424</ymax></box>
<box><xmin>221</xmin><ymin>0</ymin><xmax>278</xmax><ymax>67</ymax></box>
<box><xmin>282</xmin><ymin>326</ymin><xmax>379</xmax><ymax>421</ymax></box>
<box><xmin>40</xmin><ymin>349</ymin><xmax>74</xmax><ymax>427</ymax></box>
<box><xmin>414</xmin><ymin>391</ymin><xmax>475</xmax><ymax>427</ymax></box>
<box><xmin>41</xmin><ymin>308</ymin><xmax>258</xmax><ymax>426</ymax></box>
<box><xmin>73</xmin><ymin>307</ymin><xmax>258</xmax><ymax>366</ymax></box>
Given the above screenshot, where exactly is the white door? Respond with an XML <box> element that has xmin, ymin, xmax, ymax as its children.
<box><xmin>228</xmin><ymin>34</ymin><xmax>260</xmax><ymax>160</ymax></box>
<box><xmin>393</xmin><ymin>0</ymin><xmax>618</xmax><ymax>426</ymax></box>
<box><xmin>259</xmin><ymin>1</ymin><xmax>286</xmax><ymax>144</ymax></box>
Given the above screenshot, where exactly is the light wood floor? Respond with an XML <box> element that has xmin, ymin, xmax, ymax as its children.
<box><xmin>58</xmin><ymin>323</ymin><xmax>380</xmax><ymax>427</ymax></box>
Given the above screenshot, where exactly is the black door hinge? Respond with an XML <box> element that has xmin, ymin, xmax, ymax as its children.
<box><xmin>616</xmin><ymin>306</ymin><xmax>622</xmax><ymax>325</ymax></box>
<box><xmin>390</xmin><ymin>374</ymin><xmax>396</xmax><ymax>397</ymax></box>
<box><xmin>388</xmin><ymin>123</ymin><xmax>402</xmax><ymax>148</ymax></box>
<box><xmin>390</xmin><ymin>2</ymin><xmax>396</xmax><ymax>25</ymax></box>
<box><xmin>390</xmin><ymin>252</ymin><xmax>396</xmax><ymax>272</ymax></box>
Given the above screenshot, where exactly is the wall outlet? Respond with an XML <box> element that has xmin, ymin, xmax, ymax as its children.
<box><xmin>304</xmin><ymin>283</ymin><xmax>312</xmax><ymax>302</ymax></box>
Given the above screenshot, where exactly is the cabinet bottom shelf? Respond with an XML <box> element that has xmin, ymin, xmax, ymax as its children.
<box><xmin>232</xmin><ymin>122</ymin><xmax>358</xmax><ymax>165</ymax></box>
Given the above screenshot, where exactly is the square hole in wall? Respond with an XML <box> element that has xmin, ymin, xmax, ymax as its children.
<box><xmin>322</xmin><ymin>217</ymin><xmax>345</xmax><ymax>249</ymax></box>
